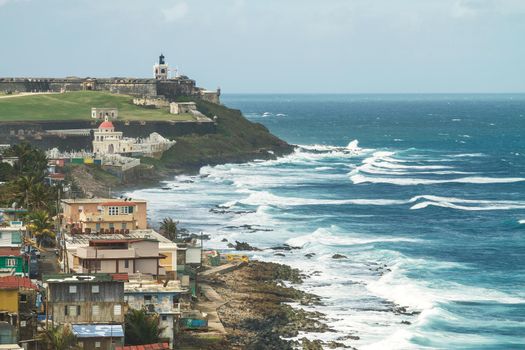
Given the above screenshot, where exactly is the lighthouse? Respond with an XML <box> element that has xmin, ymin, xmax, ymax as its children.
<box><xmin>153</xmin><ymin>53</ymin><xmax>169</xmax><ymax>80</ymax></box>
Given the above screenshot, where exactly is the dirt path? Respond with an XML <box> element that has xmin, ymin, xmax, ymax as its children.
<box><xmin>0</xmin><ymin>92</ymin><xmax>58</xmax><ymax>99</ymax></box>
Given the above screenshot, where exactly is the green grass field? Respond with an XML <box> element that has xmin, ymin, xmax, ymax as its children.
<box><xmin>0</xmin><ymin>91</ymin><xmax>194</xmax><ymax>121</ymax></box>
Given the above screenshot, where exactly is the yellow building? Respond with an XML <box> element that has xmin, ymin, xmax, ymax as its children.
<box><xmin>61</xmin><ymin>198</ymin><xmax>148</xmax><ymax>233</ymax></box>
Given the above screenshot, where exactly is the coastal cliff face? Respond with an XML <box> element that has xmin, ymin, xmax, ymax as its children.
<box><xmin>155</xmin><ymin>100</ymin><xmax>293</xmax><ymax>173</ymax></box>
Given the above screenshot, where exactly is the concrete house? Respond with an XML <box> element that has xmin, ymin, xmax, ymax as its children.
<box><xmin>43</xmin><ymin>273</ymin><xmax>128</xmax><ymax>350</ymax></box>
<box><xmin>72</xmin><ymin>239</ymin><xmax>165</xmax><ymax>277</ymax></box>
<box><xmin>0</xmin><ymin>248</ymin><xmax>27</xmax><ymax>277</ymax></box>
<box><xmin>0</xmin><ymin>223</ymin><xmax>24</xmax><ymax>248</ymax></box>
<box><xmin>124</xmin><ymin>279</ymin><xmax>190</xmax><ymax>346</ymax></box>
<box><xmin>61</xmin><ymin>198</ymin><xmax>148</xmax><ymax>233</ymax></box>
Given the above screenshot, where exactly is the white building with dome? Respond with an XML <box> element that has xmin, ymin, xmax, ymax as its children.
<box><xmin>92</xmin><ymin>118</ymin><xmax>176</xmax><ymax>157</ymax></box>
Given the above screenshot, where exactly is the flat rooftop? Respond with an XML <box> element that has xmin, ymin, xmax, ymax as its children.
<box><xmin>64</xmin><ymin>229</ymin><xmax>177</xmax><ymax>248</ymax></box>
<box><xmin>125</xmin><ymin>279</ymin><xmax>188</xmax><ymax>293</ymax></box>
<box><xmin>61</xmin><ymin>198</ymin><xmax>147</xmax><ymax>204</ymax></box>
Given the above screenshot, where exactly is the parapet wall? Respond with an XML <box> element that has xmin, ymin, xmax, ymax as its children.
<box><xmin>0</xmin><ymin>77</ymin><xmax>202</xmax><ymax>102</ymax></box>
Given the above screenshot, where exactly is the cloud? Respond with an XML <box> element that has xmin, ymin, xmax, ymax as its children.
<box><xmin>162</xmin><ymin>1</ymin><xmax>189</xmax><ymax>22</ymax></box>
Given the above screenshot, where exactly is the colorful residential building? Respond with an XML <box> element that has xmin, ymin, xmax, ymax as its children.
<box><xmin>0</xmin><ymin>276</ymin><xmax>39</xmax><ymax>347</ymax></box>
<box><xmin>124</xmin><ymin>279</ymin><xmax>191</xmax><ymax>346</ymax></box>
<box><xmin>0</xmin><ymin>248</ymin><xmax>27</xmax><ymax>277</ymax></box>
<box><xmin>0</xmin><ymin>209</ymin><xmax>27</xmax><ymax>225</ymax></box>
<box><xmin>0</xmin><ymin>223</ymin><xmax>24</xmax><ymax>248</ymax></box>
<box><xmin>61</xmin><ymin>198</ymin><xmax>148</xmax><ymax>233</ymax></box>
<box><xmin>43</xmin><ymin>273</ymin><xmax>128</xmax><ymax>350</ymax></box>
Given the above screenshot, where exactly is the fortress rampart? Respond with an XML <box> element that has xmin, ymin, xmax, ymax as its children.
<box><xmin>0</xmin><ymin>76</ymin><xmax>212</xmax><ymax>102</ymax></box>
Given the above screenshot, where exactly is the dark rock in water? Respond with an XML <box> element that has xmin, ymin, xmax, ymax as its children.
<box><xmin>233</xmin><ymin>240</ymin><xmax>261</xmax><ymax>251</ymax></box>
<box><xmin>327</xmin><ymin>341</ymin><xmax>353</xmax><ymax>349</ymax></box>
<box><xmin>274</xmin><ymin>253</ymin><xmax>286</xmax><ymax>257</ymax></box>
<box><xmin>337</xmin><ymin>334</ymin><xmax>360</xmax><ymax>341</ymax></box>
<box><xmin>227</xmin><ymin>243</ymin><xmax>234</xmax><ymax>248</ymax></box>
<box><xmin>270</xmin><ymin>244</ymin><xmax>301</xmax><ymax>251</ymax></box>
<box><xmin>401</xmin><ymin>320</ymin><xmax>412</xmax><ymax>325</ymax></box>
<box><xmin>393</xmin><ymin>306</ymin><xmax>421</xmax><ymax>316</ymax></box>
<box><xmin>300</xmin><ymin>338</ymin><xmax>324</xmax><ymax>350</ymax></box>
<box><xmin>332</xmin><ymin>254</ymin><xmax>347</xmax><ymax>259</ymax></box>
<box><xmin>221</xmin><ymin>238</ymin><xmax>228</xmax><ymax>242</ymax></box>
<box><xmin>161</xmin><ymin>187</ymin><xmax>171</xmax><ymax>190</ymax></box>
<box><xmin>305</xmin><ymin>253</ymin><xmax>316</xmax><ymax>259</ymax></box>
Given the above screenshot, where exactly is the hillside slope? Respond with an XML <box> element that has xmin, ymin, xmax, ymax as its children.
<box><xmin>0</xmin><ymin>91</ymin><xmax>193</xmax><ymax>121</ymax></box>
<box><xmin>152</xmin><ymin>99</ymin><xmax>293</xmax><ymax>172</ymax></box>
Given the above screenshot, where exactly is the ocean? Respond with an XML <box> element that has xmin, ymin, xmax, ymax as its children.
<box><xmin>128</xmin><ymin>94</ymin><xmax>525</xmax><ymax>349</ymax></box>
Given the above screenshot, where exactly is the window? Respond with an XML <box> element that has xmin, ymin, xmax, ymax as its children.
<box><xmin>20</xmin><ymin>320</ymin><xmax>26</xmax><ymax>327</ymax></box>
<box><xmin>108</xmin><ymin>206</ymin><xmax>119</xmax><ymax>215</ymax></box>
<box><xmin>66</xmin><ymin>305</ymin><xmax>80</xmax><ymax>316</ymax></box>
<box><xmin>92</xmin><ymin>285</ymin><xmax>99</xmax><ymax>293</ymax></box>
<box><xmin>95</xmin><ymin>341</ymin><xmax>101</xmax><ymax>348</ymax></box>
<box><xmin>119</xmin><ymin>206</ymin><xmax>130</xmax><ymax>215</ymax></box>
<box><xmin>161</xmin><ymin>315</ymin><xmax>167</xmax><ymax>321</ymax></box>
<box><xmin>144</xmin><ymin>295</ymin><xmax>152</xmax><ymax>302</ymax></box>
<box><xmin>114</xmin><ymin>304</ymin><xmax>122</xmax><ymax>316</ymax></box>
<box><xmin>92</xmin><ymin>305</ymin><xmax>100</xmax><ymax>316</ymax></box>
<box><xmin>109</xmin><ymin>223</ymin><xmax>114</xmax><ymax>229</ymax></box>
<box><xmin>20</xmin><ymin>294</ymin><xmax>27</xmax><ymax>302</ymax></box>
<box><xmin>95</xmin><ymin>223</ymin><xmax>101</xmax><ymax>232</ymax></box>
<box><xmin>121</xmin><ymin>223</ymin><xmax>127</xmax><ymax>230</ymax></box>
<box><xmin>6</xmin><ymin>258</ymin><xmax>16</xmax><ymax>267</ymax></box>
<box><xmin>124</xmin><ymin>260</ymin><xmax>129</xmax><ymax>269</ymax></box>
<box><xmin>11</xmin><ymin>232</ymin><xmax>22</xmax><ymax>244</ymax></box>
<box><xmin>69</xmin><ymin>285</ymin><xmax>77</xmax><ymax>294</ymax></box>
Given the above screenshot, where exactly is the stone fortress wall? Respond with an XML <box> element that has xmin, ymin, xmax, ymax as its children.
<box><xmin>0</xmin><ymin>76</ymin><xmax>211</xmax><ymax>102</ymax></box>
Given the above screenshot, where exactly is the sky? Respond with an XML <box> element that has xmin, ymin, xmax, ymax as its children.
<box><xmin>0</xmin><ymin>0</ymin><xmax>524</xmax><ymax>93</ymax></box>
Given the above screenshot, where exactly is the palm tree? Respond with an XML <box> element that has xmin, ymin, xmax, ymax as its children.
<box><xmin>160</xmin><ymin>217</ymin><xmax>179</xmax><ymax>242</ymax></box>
<box><xmin>27</xmin><ymin>210</ymin><xmax>55</xmax><ymax>247</ymax></box>
<box><xmin>125</xmin><ymin>308</ymin><xmax>165</xmax><ymax>345</ymax></box>
<box><xmin>14</xmin><ymin>175</ymin><xmax>36</xmax><ymax>208</ymax></box>
<box><xmin>40</xmin><ymin>324</ymin><xmax>78</xmax><ymax>350</ymax></box>
<box><xmin>27</xmin><ymin>183</ymin><xmax>53</xmax><ymax>211</ymax></box>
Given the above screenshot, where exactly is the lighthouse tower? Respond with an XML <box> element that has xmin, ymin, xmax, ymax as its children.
<box><xmin>153</xmin><ymin>53</ymin><xmax>169</xmax><ymax>80</ymax></box>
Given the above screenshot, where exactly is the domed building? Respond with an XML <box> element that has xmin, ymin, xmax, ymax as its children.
<box><xmin>92</xmin><ymin>117</ymin><xmax>175</xmax><ymax>157</ymax></box>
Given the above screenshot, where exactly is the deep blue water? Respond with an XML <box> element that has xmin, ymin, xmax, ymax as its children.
<box><xmin>130</xmin><ymin>94</ymin><xmax>525</xmax><ymax>349</ymax></box>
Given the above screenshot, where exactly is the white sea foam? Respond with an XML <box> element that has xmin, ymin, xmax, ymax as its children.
<box><xmin>234</xmin><ymin>190</ymin><xmax>409</xmax><ymax>208</ymax></box>
<box><xmin>519</xmin><ymin>220</ymin><xmax>525</xmax><ymax>224</ymax></box>
<box><xmin>285</xmin><ymin>227</ymin><xmax>420</xmax><ymax>248</ymax></box>
<box><xmin>351</xmin><ymin>173</ymin><xmax>525</xmax><ymax>185</ymax></box>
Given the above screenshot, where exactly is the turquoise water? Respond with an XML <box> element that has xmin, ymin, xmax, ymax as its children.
<box><xmin>129</xmin><ymin>94</ymin><xmax>525</xmax><ymax>349</ymax></box>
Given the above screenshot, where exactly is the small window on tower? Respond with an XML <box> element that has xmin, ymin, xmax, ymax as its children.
<box><xmin>161</xmin><ymin>69</ymin><xmax>166</xmax><ymax>74</ymax></box>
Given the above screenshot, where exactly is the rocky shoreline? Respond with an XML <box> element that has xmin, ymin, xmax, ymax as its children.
<box><xmin>197</xmin><ymin>261</ymin><xmax>352</xmax><ymax>350</ymax></box>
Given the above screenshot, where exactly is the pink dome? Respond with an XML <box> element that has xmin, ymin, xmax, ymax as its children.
<box><xmin>99</xmin><ymin>120</ymin><xmax>114</xmax><ymax>129</ymax></box>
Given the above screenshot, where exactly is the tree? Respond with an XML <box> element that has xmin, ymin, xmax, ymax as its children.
<box><xmin>160</xmin><ymin>217</ymin><xmax>179</xmax><ymax>242</ymax></box>
<box><xmin>124</xmin><ymin>308</ymin><xmax>165</xmax><ymax>345</ymax></box>
<box><xmin>40</xmin><ymin>324</ymin><xmax>78</xmax><ymax>350</ymax></box>
<box><xmin>27</xmin><ymin>210</ymin><xmax>55</xmax><ymax>247</ymax></box>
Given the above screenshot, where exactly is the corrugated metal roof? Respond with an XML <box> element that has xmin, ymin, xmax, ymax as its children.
<box><xmin>71</xmin><ymin>324</ymin><xmax>124</xmax><ymax>338</ymax></box>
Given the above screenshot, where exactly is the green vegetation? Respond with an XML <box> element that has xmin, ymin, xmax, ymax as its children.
<box><xmin>0</xmin><ymin>91</ymin><xmax>194</xmax><ymax>121</ymax></box>
<box><xmin>40</xmin><ymin>324</ymin><xmax>79</xmax><ymax>350</ymax></box>
<box><xmin>124</xmin><ymin>308</ymin><xmax>165</xmax><ymax>345</ymax></box>
<box><xmin>158</xmin><ymin>99</ymin><xmax>292</xmax><ymax>171</ymax></box>
<box><xmin>160</xmin><ymin>217</ymin><xmax>179</xmax><ymax>241</ymax></box>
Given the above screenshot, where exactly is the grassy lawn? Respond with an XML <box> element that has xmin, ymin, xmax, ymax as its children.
<box><xmin>0</xmin><ymin>91</ymin><xmax>195</xmax><ymax>122</ymax></box>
